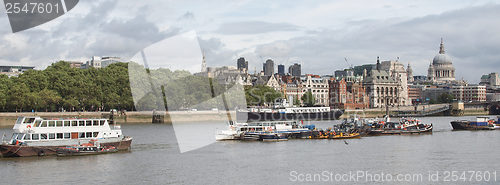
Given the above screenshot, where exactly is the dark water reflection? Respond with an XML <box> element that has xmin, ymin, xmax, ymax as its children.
<box><xmin>1</xmin><ymin>116</ymin><xmax>500</xmax><ymax>185</ymax></box>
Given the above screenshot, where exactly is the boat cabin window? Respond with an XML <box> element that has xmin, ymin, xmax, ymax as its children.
<box><xmin>56</xmin><ymin>133</ymin><xmax>63</xmax><ymax>139</ymax></box>
<box><xmin>16</xmin><ymin>134</ymin><xmax>24</xmax><ymax>140</ymax></box>
<box><xmin>11</xmin><ymin>133</ymin><xmax>18</xmax><ymax>140</ymax></box>
<box><xmin>34</xmin><ymin>120</ymin><xmax>41</xmax><ymax>127</ymax></box>
<box><xmin>100</xmin><ymin>120</ymin><xmax>105</xmax><ymax>126</ymax></box>
<box><xmin>63</xmin><ymin>121</ymin><xmax>70</xmax><ymax>127</ymax></box>
<box><xmin>24</xmin><ymin>134</ymin><xmax>31</xmax><ymax>140</ymax></box>
<box><xmin>40</xmin><ymin>121</ymin><xmax>47</xmax><ymax>127</ymax></box>
<box><xmin>71</xmin><ymin>121</ymin><xmax>77</xmax><ymax>127</ymax></box>
<box><xmin>93</xmin><ymin>120</ymin><xmax>99</xmax><ymax>126</ymax></box>
<box><xmin>86</xmin><ymin>120</ymin><xmax>92</xmax><ymax>126</ymax></box>
<box><xmin>23</xmin><ymin>118</ymin><xmax>35</xmax><ymax>124</ymax></box>
<box><xmin>15</xmin><ymin>117</ymin><xmax>23</xmax><ymax>125</ymax></box>
<box><xmin>48</xmin><ymin>121</ymin><xmax>55</xmax><ymax>127</ymax></box>
<box><xmin>49</xmin><ymin>133</ymin><xmax>55</xmax><ymax>139</ymax></box>
<box><xmin>86</xmin><ymin>132</ymin><xmax>92</xmax><ymax>138</ymax></box>
<box><xmin>64</xmin><ymin>133</ymin><xmax>70</xmax><ymax>139</ymax></box>
<box><xmin>79</xmin><ymin>132</ymin><xmax>85</xmax><ymax>138</ymax></box>
<box><xmin>56</xmin><ymin>121</ymin><xmax>63</xmax><ymax>127</ymax></box>
<box><xmin>32</xmin><ymin>134</ymin><xmax>39</xmax><ymax>140</ymax></box>
<box><xmin>78</xmin><ymin>121</ymin><xmax>84</xmax><ymax>126</ymax></box>
<box><xmin>93</xmin><ymin>132</ymin><xmax>98</xmax><ymax>137</ymax></box>
<box><xmin>40</xmin><ymin>134</ymin><xmax>47</xmax><ymax>140</ymax></box>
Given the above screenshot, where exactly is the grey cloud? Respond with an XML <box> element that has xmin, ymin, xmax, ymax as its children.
<box><xmin>198</xmin><ymin>37</ymin><xmax>238</xmax><ymax>67</ymax></box>
<box><xmin>248</xmin><ymin>4</ymin><xmax>500</xmax><ymax>83</ymax></box>
<box><xmin>0</xmin><ymin>0</ymin><xmax>178</xmax><ymax>67</ymax></box>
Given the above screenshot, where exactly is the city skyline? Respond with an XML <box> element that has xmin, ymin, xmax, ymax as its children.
<box><xmin>0</xmin><ymin>0</ymin><xmax>499</xmax><ymax>83</ymax></box>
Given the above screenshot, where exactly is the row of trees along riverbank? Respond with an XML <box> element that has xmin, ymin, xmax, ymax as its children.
<box><xmin>0</xmin><ymin>61</ymin><xmax>287</xmax><ymax>112</ymax></box>
<box><xmin>0</xmin><ymin>61</ymin><xmax>134</xmax><ymax>112</ymax></box>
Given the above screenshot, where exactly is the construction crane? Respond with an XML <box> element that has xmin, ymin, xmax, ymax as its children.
<box><xmin>344</xmin><ymin>57</ymin><xmax>353</xmax><ymax>69</ymax></box>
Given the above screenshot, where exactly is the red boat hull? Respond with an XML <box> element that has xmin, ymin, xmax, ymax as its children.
<box><xmin>0</xmin><ymin>137</ymin><xmax>132</xmax><ymax>157</ymax></box>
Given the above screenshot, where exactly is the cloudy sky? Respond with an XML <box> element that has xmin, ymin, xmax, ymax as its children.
<box><xmin>0</xmin><ymin>0</ymin><xmax>499</xmax><ymax>83</ymax></box>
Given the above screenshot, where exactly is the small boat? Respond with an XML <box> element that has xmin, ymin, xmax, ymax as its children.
<box><xmin>367</xmin><ymin>118</ymin><xmax>433</xmax><ymax>135</ymax></box>
<box><xmin>331</xmin><ymin>132</ymin><xmax>360</xmax><ymax>139</ymax></box>
<box><xmin>242</xmin><ymin>132</ymin><xmax>261</xmax><ymax>141</ymax></box>
<box><xmin>451</xmin><ymin>117</ymin><xmax>496</xmax><ymax>130</ymax></box>
<box><xmin>260</xmin><ymin>133</ymin><xmax>288</xmax><ymax>142</ymax></box>
<box><xmin>56</xmin><ymin>144</ymin><xmax>118</xmax><ymax>156</ymax></box>
<box><xmin>215</xmin><ymin>122</ymin><xmax>244</xmax><ymax>141</ymax></box>
<box><xmin>310</xmin><ymin>128</ymin><xmax>360</xmax><ymax>139</ymax></box>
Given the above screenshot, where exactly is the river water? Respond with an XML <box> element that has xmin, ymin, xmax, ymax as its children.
<box><xmin>1</xmin><ymin>116</ymin><xmax>500</xmax><ymax>185</ymax></box>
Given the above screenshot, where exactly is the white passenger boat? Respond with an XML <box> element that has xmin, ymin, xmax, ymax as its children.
<box><xmin>0</xmin><ymin>117</ymin><xmax>132</xmax><ymax>157</ymax></box>
<box><xmin>215</xmin><ymin>120</ymin><xmax>313</xmax><ymax>141</ymax></box>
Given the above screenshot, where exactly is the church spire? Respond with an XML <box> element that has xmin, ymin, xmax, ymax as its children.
<box><xmin>376</xmin><ymin>56</ymin><xmax>380</xmax><ymax>71</ymax></box>
<box><xmin>439</xmin><ymin>38</ymin><xmax>445</xmax><ymax>54</ymax></box>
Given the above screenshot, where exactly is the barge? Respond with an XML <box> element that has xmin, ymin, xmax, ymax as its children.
<box><xmin>1</xmin><ymin>117</ymin><xmax>132</xmax><ymax>157</ymax></box>
<box><xmin>450</xmin><ymin>117</ymin><xmax>497</xmax><ymax>130</ymax></box>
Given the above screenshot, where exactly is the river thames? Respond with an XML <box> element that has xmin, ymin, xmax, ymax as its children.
<box><xmin>1</xmin><ymin>116</ymin><xmax>499</xmax><ymax>184</ymax></box>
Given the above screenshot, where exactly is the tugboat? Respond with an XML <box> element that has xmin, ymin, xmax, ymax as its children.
<box><xmin>450</xmin><ymin>116</ymin><xmax>496</xmax><ymax>130</ymax></box>
<box><xmin>0</xmin><ymin>117</ymin><xmax>132</xmax><ymax>157</ymax></box>
<box><xmin>367</xmin><ymin>118</ymin><xmax>433</xmax><ymax>135</ymax></box>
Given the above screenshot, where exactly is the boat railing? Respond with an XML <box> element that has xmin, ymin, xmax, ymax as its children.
<box><xmin>1</xmin><ymin>132</ymin><xmax>8</xmax><ymax>145</ymax></box>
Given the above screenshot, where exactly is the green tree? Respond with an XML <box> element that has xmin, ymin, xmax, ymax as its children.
<box><xmin>438</xmin><ymin>93</ymin><xmax>454</xmax><ymax>103</ymax></box>
<box><xmin>8</xmin><ymin>82</ymin><xmax>30</xmax><ymax>112</ymax></box>
<box><xmin>0</xmin><ymin>75</ymin><xmax>11</xmax><ymax>111</ymax></box>
<box><xmin>39</xmin><ymin>89</ymin><xmax>62</xmax><ymax>111</ymax></box>
<box><xmin>27</xmin><ymin>92</ymin><xmax>43</xmax><ymax>112</ymax></box>
<box><xmin>301</xmin><ymin>90</ymin><xmax>315</xmax><ymax>107</ymax></box>
<box><xmin>244</xmin><ymin>85</ymin><xmax>282</xmax><ymax>106</ymax></box>
<box><xmin>293</xmin><ymin>95</ymin><xmax>301</xmax><ymax>106</ymax></box>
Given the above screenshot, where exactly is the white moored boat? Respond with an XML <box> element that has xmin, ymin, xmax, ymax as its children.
<box><xmin>215</xmin><ymin>120</ymin><xmax>313</xmax><ymax>141</ymax></box>
<box><xmin>0</xmin><ymin>117</ymin><xmax>132</xmax><ymax>157</ymax></box>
